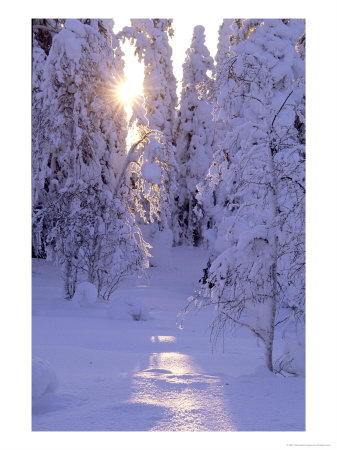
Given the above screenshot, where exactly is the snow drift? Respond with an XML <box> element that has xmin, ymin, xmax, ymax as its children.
<box><xmin>32</xmin><ymin>356</ymin><xmax>58</xmax><ymax>399</ymax></box>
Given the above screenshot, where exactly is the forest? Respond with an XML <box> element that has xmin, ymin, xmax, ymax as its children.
<box><xmin>31</xmin><ymin>18</ymin><xmax>306</xmax><ymax>432</ymax></box>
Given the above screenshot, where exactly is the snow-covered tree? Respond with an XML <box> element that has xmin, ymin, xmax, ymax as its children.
<box><xmin>32</xmin><ymin>41</ymin><xmax>47</xmax><ymax>257</ymax></box>
<box><xmin>174</xmin><ymin>26</ymin><xmax>214</xmax><ymax>246</ymax></box>
<box><xmin>196</xmin><ymin>20</ymin><xmax>265</xmax><ymax>243</ymax></box>
<box><xmin>32</xmin><ymin>20</ymin><xmax>65</xmax><ymax>257</ymax></box>
<box><xmin>191</xmin><ymin>19</ymin><xmax>305</xmax><ymax>373</ymax></box>
<box><xmin>32</xmin><ymin>19</ymin><xmax>150</xmax><ymax>299</ymax></box>
<box><xmin>119</xmin><ymin>19</ymin><xmax>179</xmax><ymax>236</ymax></box>
<box><xmin>213</xmin><ymin>19</ymin><xmax>264</xmax><ymax>81</ymax></box>
<box><xmin>131</xmin><ymin>19</ymin><xmax>178</xmax><ymax>140</ymax></box>
<box><xmin>32</xmin><ymin>19</ymin><xmax>65</xmax><ymax>56</ymax></box>
<box><xmin>210</xmin><ymin>19</ymin><xmax>263</xmax><ymax>152</ymax></box>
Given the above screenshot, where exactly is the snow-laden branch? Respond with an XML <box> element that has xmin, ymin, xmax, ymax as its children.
<box><xmin>113</xmin><ymin>129</ymin><xmax>163</xmax><ymax>197</ymax></box>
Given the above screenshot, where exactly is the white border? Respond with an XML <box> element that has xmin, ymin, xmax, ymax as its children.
<box><xmin>2</xmin><ymin>1</ymin><xmax>337</xmax><ymax>449</ymax></box>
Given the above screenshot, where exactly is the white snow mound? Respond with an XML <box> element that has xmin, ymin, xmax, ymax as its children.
<box><xmin>32</xmin><ymin>356</ymin><xmax>58</xmax><ymax>399</ymax></box>
<box><xmin>73</xmin><ymin>282</ymin><xmax>98</xmax><ymax>307</ymax></box>
<box><xmin>107</xmin><ymin>294</ymin><xmax>151</xmax><ymax>321</ymax></box>
<box><xmin>150</xmin><ymin>229</ymin><xmax>173</xmax><ymax>268</ymax></box>
<box><xmin>283</xmin><ymin>335</ymin><xmax>305</xmax><ymax>375</ymax></box>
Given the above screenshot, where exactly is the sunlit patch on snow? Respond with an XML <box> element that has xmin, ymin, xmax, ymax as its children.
<box><xmin>130</xmin><ymin>352</ymin><xmax>236</xmax><ymax>431</ymax></box>
<box><xmin>150</xmin><ymin>335</ymin><xmax>177</xmax><ymax>344</ymax></box>
<box><xmin>149</xmin><ymin>352</ymin><xmax>197</xmax><ymax>375</ymax></box>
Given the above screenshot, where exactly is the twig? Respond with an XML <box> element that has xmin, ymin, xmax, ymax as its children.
<box><xmin>271</xmin><ymin>90</ymin><xmax>293</xmax><ymax>129</ymax></box>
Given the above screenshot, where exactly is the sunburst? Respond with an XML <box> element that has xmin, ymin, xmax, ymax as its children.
<box><xmin>116</xmin><ymin>41</ymin><xmax>144</xmax><ymax>114</ymax></box>
<box><xmin>116</xmin><ymin>79</ymin><xmax>139</xmax><ymax>106</ymax></box>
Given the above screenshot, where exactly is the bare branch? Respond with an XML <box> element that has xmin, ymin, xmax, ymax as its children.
<box><xmin>222</xmin><ymin>312</ymin><xmax>266</xmax><ymax>343</ymax></box>
<box><xmin>272</xmin><ymin>90</ymin><xmax>293</xmax><ymax>129</ymax></box>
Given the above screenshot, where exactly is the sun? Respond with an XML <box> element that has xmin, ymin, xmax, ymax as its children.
<box><xmin>106</xmin><ymin>40</ymin><xmax>144</xmax><ymax>121</ymax></box>
<box><xmin>116</xmin><ymin>41</ymin><xmax>144</xmax><ymax>110</ymax></box>
<box><xmin>117</xmin><ymin>78</ymin><xmax>140</xmax><ymax>106</ymax></box>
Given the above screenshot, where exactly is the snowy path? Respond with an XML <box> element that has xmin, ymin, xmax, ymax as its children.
<box><xmin>32</xmin><ymin>247</ymin><xmax>304</xmax><ymax>431</ymax></box>
<box><xmin>130</xmin><ymin>351</ymin><xmax>235</xmax><ymax>431</ymax></box>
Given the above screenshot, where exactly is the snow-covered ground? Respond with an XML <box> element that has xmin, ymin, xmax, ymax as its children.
<box><xmin>32</xmin><ymin>246</ymin><xmax>304</xmax><ymax>431</ymax></box>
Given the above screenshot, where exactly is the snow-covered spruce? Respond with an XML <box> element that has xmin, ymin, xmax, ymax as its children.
<box><xmin>193</xmin><ymin>19</ymin><xmax>305</xmax><ymax>373</ymax></box>
<box><xmin>32</xmin><ymin>20</ymin><xmax>65</xmax><ymax>258</ymax></box>
<box><xmin>173</xmin><ymin>25</ymin><xmax>214</xmax><ymax>246</ymax></box>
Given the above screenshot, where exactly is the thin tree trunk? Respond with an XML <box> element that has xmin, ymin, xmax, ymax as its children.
<box><xmin>263</xmin><ymin>265</ymin><xmax>277</xmax><ymax>372</ymax></box>
<box><xmin>264</xmin><ymin>139</ymin><xmax>280</xmax><ymax>372</ymax></box>
<box><xmin>187</xmin><ymin>197</ymin><xmax>193</xmax><ymax>244</ymax></box>
<box><xmin>265</xmin><ymin>261</ymin><xmax>278</xmax><ymax>372</ymax></box>
<box><xmin>64</xmin><ymin>257</ymin><xmax>75</xmax><ymax>300</ymax></box>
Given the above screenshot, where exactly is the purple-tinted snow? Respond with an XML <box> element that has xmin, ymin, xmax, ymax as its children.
<box><xmin>32</xmin><ymin>246</ymin><xmax>304</xmax><ymax>431</ymax></box>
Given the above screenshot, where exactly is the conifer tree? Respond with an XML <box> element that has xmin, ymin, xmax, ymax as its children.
<box><xmin>32</xmin><ymin>20</ymin><xmax>65</xmax><ymax>257</ymax></box>
<box><xmin>174</xmin><ymin>26</ymin><xmax>214</xmax><ymax>245</ymax></box>
<box><xmin>32</xmin><ymin>38</ymin><xmax>48</xmax><ymax>258</ymax></box>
